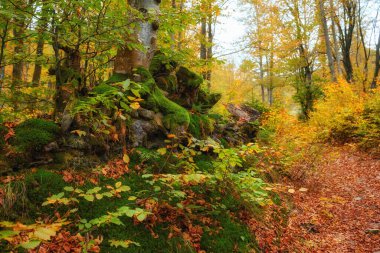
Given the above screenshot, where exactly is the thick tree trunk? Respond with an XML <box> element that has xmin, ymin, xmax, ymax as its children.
<box><xmin>114</xmin><ymin>0</ymin><xmax>161</xmax><ymax>75</ymax></box>
<box><xmin>318</xmin><ymin>0</ymin><xmax>336</xmax><ymax>82</ymax></box>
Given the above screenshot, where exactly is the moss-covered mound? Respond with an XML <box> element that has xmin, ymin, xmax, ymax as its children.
<box><xmin>12</xmin><ymin>119</ymin><xmax>59</xmax><ymax>152</ymax></box>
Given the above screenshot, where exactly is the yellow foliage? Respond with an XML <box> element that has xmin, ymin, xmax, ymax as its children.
<box><xmin>309</xmin><ymin>79</ymin><xmax>365</xmax><ymax>142</ymax></box>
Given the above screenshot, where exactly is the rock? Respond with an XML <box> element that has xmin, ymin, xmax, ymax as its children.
<box><xmin>44</xmin><ymin>141</ymin><xmax>59</xmax><ymax>152</ymax></box>
<box><xmin>64</xmin><ymin>135</ymin><xmax>91</xmax><ymax>150</ymax></box>
<box><xmin>129</xmin><ymin>119</ymin><xmax>167</xmax><ymax>147</ymax></box>
<box><xmin>138</xmin><ymin>108</ymin><xmax>155</xmax><ymax>120</ymax></box>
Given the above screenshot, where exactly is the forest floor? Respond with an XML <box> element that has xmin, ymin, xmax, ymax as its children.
<box><xmin>279</xmin><ymin>146</ymin><xmax>380</xmax><ymax>252</ymax></box>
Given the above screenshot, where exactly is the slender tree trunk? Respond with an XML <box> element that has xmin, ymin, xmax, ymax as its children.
<box><xmin>205</xmin><ymin>6</ymin><xmax>213</xmax><ymax>89</ymax></box>
<box><xmin>0</xmin><ymin>20</ymin><xmax>9</xmax><ymax>93</ymax></box>
<box><xmin>114</xmin><ymin>0</ymin><xmax>160</xmax><ymax>75</ymax></box>
<box><xmin>318</xmin><ymin>0</ymin><xmax>336</xmax><ymax>81</ymax></box>
<box><xmin>170</xmin><ymin>0</ymin><xmax>176</xmax><ymax>50</ymax></box>
<box><xmin>32</xmin><ymin>0</ymin><xmax>50</xmax><ymax>86</ymax></box>
<box><xmin>335</xmin><ymin>0</ymin><xmax>356</xmax><ymax>83</ymax></box>
<box><xmin>200</xmin><ymin>14</ymin><xmax>207</xmax><ymax>79</ymax></box>
<box><xmin>329</xmin><ymin>0</ymin><xmax>342</xmax><ymax>76</ymax></box>
<box><xmin>371</xmin><ymin>32</ymin><xmax>380</xmax><ymax>89</ymax></box>
<box><xmin>177</xmin><ymin>0</ymin><xmax>184</xmax><ymax>50</ymax></box>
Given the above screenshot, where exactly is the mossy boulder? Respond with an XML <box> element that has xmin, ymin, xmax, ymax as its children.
<box><xmin>149</xmin><ymin>53</ymin><xmax>221</xmax><ymax>111</ymax></box>
<box><xmin>12</xmin><ymin>119</ymin><xmax>59</xmax><ymax>152</ymax></box>
<box><xmin>189</xmin><ymin>114</ymin><xmax>215</xmax><ymax>138</ymax></box>
<box><xmin>137</xmin><ymin>67</ymin><xmax>190</xmax><ymax>133</ymax></box>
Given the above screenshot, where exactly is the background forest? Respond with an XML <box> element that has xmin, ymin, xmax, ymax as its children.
<box><xmin>0</xmin><ymin>0</ymin><xmax>379</xmax><ymax>252</ymax></box>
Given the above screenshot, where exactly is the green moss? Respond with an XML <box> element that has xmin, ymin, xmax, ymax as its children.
<box><xmin>189</xmin><ymin>114</ymin><xmax>214</xmax><ymax>138</ymax></box>
<box><xmin>12</xmin><ymin>119</ymin><xmax>59</xmax><ymax>152</ymax></box>
<box><xmin>176</xmin><ymin>67</ymin><xmax>203</xmax><ymax>89</ymax></box>
<box><xmin>137</xmin><ymin>67</ymin><xmax>190</xmax><ymax>132</ymax></box>
<box><xmin>16</xmin><ymin>119</ymin><xmax>59</xmax><ymax>135</ymax></box>
<box><xmin>149</xmin><ymin>51</ymin><xmax>178</xmax><ymax>77</ymax></box>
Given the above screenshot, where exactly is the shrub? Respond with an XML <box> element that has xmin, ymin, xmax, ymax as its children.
<box><xmin>309</xmin><ymin>80</ymin><xmax>364</xmax><ymax>143</ymax></box>
<box><xmin>358</xmin><ymin>90</ymin><xmax>380</xmax><ymax>152</ymax></box>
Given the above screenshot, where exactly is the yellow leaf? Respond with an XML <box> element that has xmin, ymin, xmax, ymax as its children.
<box><xmin>128</xmin><ymin>196</ymin><xmax>137</xmax><ymax>201</ymax></box>
<box><xmin>288</xmin><ymin>189</ymin><xmax>295</xmax><ymax>194</ymax></box>
<box><xmin>157</xmin><ymin>148</ymin><xmax>167</xmax><ymax>155</ymax></box>
<box><xmin>34</xmin><ymin>227</ymin><xmax>56</xmax><ymax>241</ymax></box>
<box><xmin>123</xmin><ymin>154</ymin><xmax>130</xmax><ymax>164</ymax></box>
<box><xmin>115</xmin><ymin>182</ymin><xmax>122</xmax><ymax>188</ymax></box>
<box><xmin>299</xmin><ymin>187</ymin><xmax>308</xmax><ymax>192</ymax></box>
<box><xmin>130</xmin><ymin>102</ymin><xmax>140</xmax><ymax>110</ymax></box>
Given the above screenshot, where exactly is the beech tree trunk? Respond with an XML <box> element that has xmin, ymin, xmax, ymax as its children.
<box><xmin>114</xmin><ymin>0</ymin><xmax>161</xmax><ymax>75</ymax></box>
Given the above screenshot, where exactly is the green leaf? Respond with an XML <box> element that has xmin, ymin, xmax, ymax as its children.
<box><xmin>19</xmin><ymin>240</ymin><xmax>41</xmax><ymax>249</ymax></box>
<box><xmin>110</xmin><ymin>217</ymin><xmax>124</xmax><ymax>226</ymax></box>
<box><xmin>131</xmin><ymin>89</ymin><xmax>140</xmax><ymax>97</ymax></box>
<box><xmin>84</xmin><ymin>195</ymin><xmax>95</xmax><ymax>202</ymax></box>
<box><xmin>0</xmin><ymin>230</ymin><xmax>19</xmax><ymax>239</ymax></box>
<box><xmin>136</xmin><ymin>212</ymin><xmax>148</xmax><ymax>222</ymax></box>
<box><xmin>121</xmin><ymin>79</ymin><xmax>131</xmax><ymax>91</ymax></box>
<box><xmin>64</xmin><ymin>186</ymin><xmax>74</xmax><ymax>192</ymax></box>
<box><xmin>109</xmin><ymin>239</ymin><xmax>140</xmax><ymax>248</ymax></box>
<box><xmin>34</xmin><ymin>227</ymin><xmax>56</xmax><ymax>241</ymax></box>
<box><xmin>119</xmin><ymin>185</ymin><xmax>131</xmax><ymax>192</ymax></box>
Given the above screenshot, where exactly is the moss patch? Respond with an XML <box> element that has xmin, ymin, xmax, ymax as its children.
<box><xmin>12</xmin><ymin>119</ymin><xmax>59</xmax><ymax>152</ymax></box>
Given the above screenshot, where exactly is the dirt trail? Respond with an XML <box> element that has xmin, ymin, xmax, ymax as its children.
<box><xmin>280</xmin><ymin>148</ymin><xmax>380</xmax><ymax>252</ymax></box>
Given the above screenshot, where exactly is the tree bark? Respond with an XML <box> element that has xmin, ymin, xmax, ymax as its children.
<box><xmin>371</xmin><ymin>32</ymin><xmax>380</xmax><ymax>89</ymax></box>
<box><xmin>329</xmin><ymin>0</ymin><xmax>342</xmax><ymax>76</ymax></box>
<box><xmin>114</xmin><ymin>0</ymin><xmax>161</xmax><ymax>75</ymax></box>
<box><xmin>318</xmin><ymin>0</ymin><xmax>336</xmax><ymax>82</ymax></box>
<box><xmin>32</xmin><ymin>0</ymin><xmax>50</xmax><ymax>86</ymax></box>
<box><xmin>205</xmin><ymin>6</ymin><xmax>213</xmax><ymax>88</ymax></box>
<box><xmin>335</xmin><ymin>0</ymin><xmax>356</xmax><ymax>82</ymax></box>
<box><xmin>200</xmin><ymin>14</ymin><xmax>207</xmax><ymax>79</ymax></box>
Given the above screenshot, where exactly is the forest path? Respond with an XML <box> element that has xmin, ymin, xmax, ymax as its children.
<box><xmin>280</xmin><ymin>147</ymin><xmax>380</xmax><ymax>252</ymax></box>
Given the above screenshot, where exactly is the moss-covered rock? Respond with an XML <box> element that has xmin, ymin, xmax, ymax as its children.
<box><xmin>189</xmin><ymin>114</ymin><xmax>215</xmax><ymax>138</ymax></box>
<box><xmin>12</xmin><ymin>119</ymin><xmax>59</xmax><ymax>152</ymax></box>
<box><xmin>137</xmin><ymin>67</ymin><xmax>190</xmax><ymax>133</ymax></box>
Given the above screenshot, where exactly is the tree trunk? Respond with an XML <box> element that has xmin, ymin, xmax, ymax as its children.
<box><xmin>177</xmin><ymin>0</ymin><xmax>184</xmax><ymax>50</ymax></box>
<box><xmin>114</xmin><ymin>0</ymin><xmax>161</xmax><ymax>75</ymax></box>
<box><xmin>200</xmin><ymin>14</ymin><xmax>207</xmax><ymax>79</ymax></box>
<box><xmin>170</xmin><ymin>0</ymin><xmax>176</xmax><ymax>50</ymax></box>
<box><xmin>318</xmin><ymin>0</ymin><xmax>336</xmax><ymax>82</ymax></box>
<box><xmin>205</xmin><ymin>7</ymin><xmax>213</xmax><ymax>89</ymax></box>
<box><xmin>329</xmin><ymin>0</ymin><xmax>342</xmax><ymax>76</ymax></box>
<box><xmin>335</xmin><ymin>0</ymin><xmax>356</xmax><ymax>83</ymax></box>
<box><xmin>371</xmin><ymin>32</ymin><xmax>380</xmax><ymax>89</ymax></box>
<box><xmin>32</xmin><ymin>0</ymin><xmax>50</xmax><ymax>86</ymax></box>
